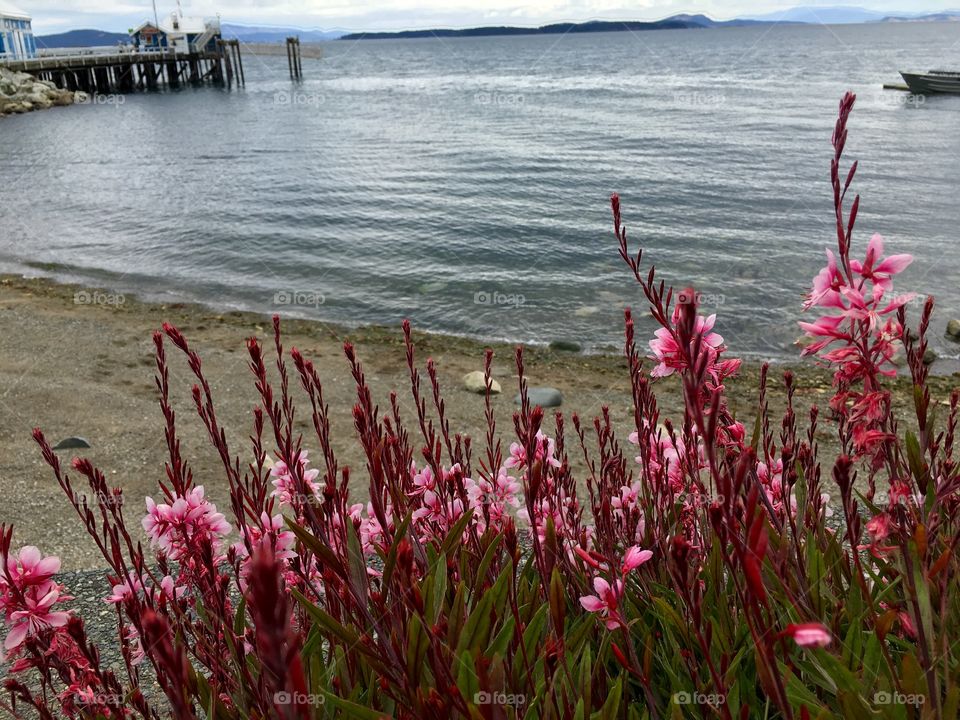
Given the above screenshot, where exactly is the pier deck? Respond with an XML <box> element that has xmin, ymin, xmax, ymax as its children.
<box><xmin>0</xmin><ymin>41</ymin><xmax>245</xmax><ymax>93</ymax></box>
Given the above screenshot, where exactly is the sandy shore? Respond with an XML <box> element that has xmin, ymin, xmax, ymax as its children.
<box><xmin>1</xmin><ymin>274</ymin><xmax>956</xmax><ymax>571</ymax></box>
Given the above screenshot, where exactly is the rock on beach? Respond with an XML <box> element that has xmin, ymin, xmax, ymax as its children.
<box><xmin>463</xmin><ymin>370</ymin><xmax>502</xmax><ymax>394</ymax></box>
<box><xmin>947</xmin><ymin>319</ymin><xmax>960</xmax><ymax>342</ymax></box>
<box><xmin>515</xmin><ymin>387</ymin><xmax>564</xmax><ymax>408</ymax></box>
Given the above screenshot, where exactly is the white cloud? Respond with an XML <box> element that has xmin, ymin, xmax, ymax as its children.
<box><xmin>23</xmin><ymin>0</ymin><xmax>960</xmax><ymax>34</ymax></box>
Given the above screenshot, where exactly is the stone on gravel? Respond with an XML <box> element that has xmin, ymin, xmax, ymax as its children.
<box><xmin>923</xmin><ymin>349</ymin><xmax>937</xmax><ymax>366</ymax></box>
<box><xmin>548</xmin><ymin>340</ymin><xmax>581</xmax><ymax>353</ymax></box>
<box><xmin>53</xmin><ymin>436</ymin><xmax>92</xmax><ymax>450</ymax></box>
<box><xmin>463</xmin><ymin>370</ymin><xmax>501</xmax><ymax>394</ymax></box>
<box><xmin>515</xmin><ymin>387</ymin><xmax>563</xmax><ymax>408</ymax></box>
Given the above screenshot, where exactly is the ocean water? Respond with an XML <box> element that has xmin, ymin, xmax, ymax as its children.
<box><xmin>2</xmin><ymin>22</ymin><xmax>960</xmax><ymax>361</ymax></box>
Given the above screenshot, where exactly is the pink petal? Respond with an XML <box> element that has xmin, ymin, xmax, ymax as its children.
<box><xmin>18</xmin><ymin>546</ymin><xmax>42</xmax><ymax>569</ymax></box>
<box><xmin>35</xmin><ymin>556</ymin><xmax>61</xmax><ymax>577</ymax></box>
<box><xmin>866</xmin><ymin>233</ymin><xmax>884</xmax><ymax>265</ymax></box>
<box><xmin>4</xmin><ymin>623</ymin><xmax>28</xmax><ymax>650</ymax></box>
<box><xmin>46</xmin><ymin>612</ymin><xmax>71</xmax><ymax>628</ymax></box>
<box><xmin>787</xmin><ymin>622</ymin><xmax>831</xmax><ymax>647</ymax></box>
<box><xmin>592</xmin><ymin>577</ymin><xmax>611</xmax><ymax>596</ymax></box>
<box><xmin>874</xmin><ymin>254</ymin><xmax>913</xmax><ymax>275</ymax></box>
<box><xmin>580</xmin><ymin>596</ymin><xmax>604</xmax><ymax>613</ymax></box>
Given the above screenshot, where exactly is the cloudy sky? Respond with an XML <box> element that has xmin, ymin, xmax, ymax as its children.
<box><xmin>21</xmin><ymin>0</ymin><xmax>960</xmax><ymax>35</ymax></box>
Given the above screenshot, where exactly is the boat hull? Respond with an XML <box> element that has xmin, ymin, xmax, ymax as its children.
<box><xmin>901</xmin><ymin>71</ymin><xmax>960</xmax><ymax>95</ymax></box>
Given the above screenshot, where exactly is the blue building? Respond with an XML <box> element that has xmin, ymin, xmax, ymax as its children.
<box><xmin>130</xmin><ymin>9</ymin><xmax>220</xmax><ymax>54</ymax></box>
<box><xmin>0</xmin><ymin>1</ymin><xmax>35</xmax><ymax>60</ymax></box>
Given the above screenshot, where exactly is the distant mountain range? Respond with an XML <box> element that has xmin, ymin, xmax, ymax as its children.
<box><xmin>339</xmin><ymin>15</ymin><xmax>775</xmax><ymax>41</ymax></box>
<box><xmin>34</xmin><ymin>24</ymin><xmax>343</xmax><ymax>48</ymax></box>
<box><xmin>220</xmin><ymin>24</ymin><xmax>345</xmax><ymax>43</ymax></box>
<box><xmin>34</xmin><ymin>7</ymin><xmax>960</xmax><ymax>48</ymax></box>
<box><xmin>35</xmin><ymin>29</ymin><xmax>128</xmax><ymax>48</ymax></box>
<box><xmin>339</xmin><ymin>7</ymin><xmax>960</xmax><ymax>40</ymax></box>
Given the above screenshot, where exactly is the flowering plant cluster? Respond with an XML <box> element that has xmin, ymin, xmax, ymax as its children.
<box><xmin>2</xmin><ymin>93</ymin><xmax>958</xmax><ymax>719</ymax></box>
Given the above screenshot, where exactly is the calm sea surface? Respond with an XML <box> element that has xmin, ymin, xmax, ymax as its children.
<box><xmin>2</xmin><ymin>23</ymin><xmax>960</xmax><ymax>360</ymax></box>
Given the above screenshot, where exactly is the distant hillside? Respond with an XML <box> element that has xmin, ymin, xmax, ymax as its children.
<box><xmin>221</xmin><ymin>23</ymin><xmax>344</xmax><ymax>42</ymax></box>
<box><xmin>36</xmin><ymin>29</ymin><xmax>128</xmax><ymax>48</ymax></box>
<box><xmin>882</xmin><ymin>12</ymin><xmax>960</xmax><ymax>22</ymax></box>
<box><xmin>339</xmin><ymin>15</ymin><xmax>780</xmax><ymax>40</ymax></box>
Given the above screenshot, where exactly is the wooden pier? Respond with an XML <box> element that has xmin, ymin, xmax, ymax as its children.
<box><xmin>0</xmin><ymin>41</ymin><xmax>246</xmax><ymax>94</ymax></box>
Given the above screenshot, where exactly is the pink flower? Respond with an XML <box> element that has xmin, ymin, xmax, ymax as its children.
<box><xmin>649</xmin><ymin>313</ymin><xmax>723</xmax><ymax>378</ymax></box>
<box><xmin>850</xmin><ymin>234</ymin><xmax>913</xmax><ymax>285</ymax></box>
<box><xmin>412</xmin><ymin>465</ymin><xmax>436</xmax><ymax>493</ymax></box>
<box><xmin>800</xmin><ymin>232</ymin><xmax>915</xmax><ymax>390</ymax></box>
<box><xmin>142</xmin><ymin>485</ymin><xmax>231</xmax><ymax>560</ymax></box>
<box><xmin>270</xmin><ymin>451</ymin><xmax>321</xmax><ymax>506</ymax></box>
<box><xmin>4</xmin><ymin>580</ymin><xmax>71</xmax><ymax>650</ymax></box>
<box><xmin>785</xmin><ymin>622</ymin><xmax>831</xmax><ymax>648</ymax></box>
<box><xmin>4</xmin><ymin>546</ymin><xmax>60</xmax><ymax>587</ymax></box>
<box><xmin>621</xmin><ymin>546</ymin><xmax>653</xmax><ymax>574</ymax></box>
<box><xmin>580</xmin><ymin>577</ymin><xmax>625</xmax><ymax>630</ymax></box>
<box><xmin>413</xmin><ymin>490</ymin><xmax>464</xmax><ymax>542</ymax></box>
<box><xmin>105</xmin><ymin>577</ymin><xmax>143</xmax><ymax>604</ymax></box>
<box><xmin>359</xmin><ymin>502</ymin><xmax>393</xmax><ymax>556</ymax></box>
<box><xmin>505</xmin><ymin>432</ymin><xmax>561</xmax><ymax>470</ymax></box>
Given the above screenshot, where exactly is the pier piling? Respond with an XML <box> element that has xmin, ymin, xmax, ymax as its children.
<box><xmin>286</xmin><ymin>36</ymin><xmax>302</xmax><ymax>80</ymax></box>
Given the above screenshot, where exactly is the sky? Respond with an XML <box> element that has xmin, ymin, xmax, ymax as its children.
<box><xmin>18</xmin><ymin>0</ymin><xmax>960</xmax><ymax>35</ymax></box>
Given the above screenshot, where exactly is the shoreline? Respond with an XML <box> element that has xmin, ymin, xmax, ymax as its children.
<box><xmin>1</xmin><ymin>273</ymin><xmax>957</xmax><ymax>570</ymax></box>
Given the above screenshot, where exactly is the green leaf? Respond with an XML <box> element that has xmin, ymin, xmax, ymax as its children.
<box><xmin>292</xmin><ymin>587</ymin><xmax>361</xmax><ymax>648</ymax></box>
<box><xmin>345</xmin><ymin>517</ymin><xmax>369</xmax><ymax>602</ymax></box>
<box><xmin>440</xmin><ymin>509</ymin><xmax>475</xmax><ymax>557</ymax></box>
<box><xmin>406</xmin><ymin>614</ymin><xmax>430</xmax><ymax>685</ymax></box>
<box><xmin>599</xmin><ymin>675</ymin><xmax>623</xmax><ymax>720</ymax></box>
<box><xmin>488</xmin><ymin>615</ymin><xmax>516</xmax><ymax>657</ymax></box>
<box><xmin>456</xmin><ymin>592</ymin><xmax>493</xmax><ymax>655</ymax></box>
<box><xmin>456</xmin><ymin>649</ymin><xmax>480</xmax><ymax>705</ymax></box>
<box><xmin>904</xmin><ymin>431</ymin><xmax>929</xmax><ymax>490</ymax></box>
<box><xmin>579</xmin><ymin>646</ymin><xmax>592</xmax><ymax>712</ymax></box>
<box><xmin>285</xmin><ymin>518</ymin><xmax>345</xmax><ymax>575</ymax></box>
<box><xmin>475</xmin><ymin>533</ymin><xmax>503</xmax><ymax>586</ymax></box>
<box><xmin>426</xmin><ymin>551</ymin><xmax>447</xmax><ymax>624</ymax></box>
<box><xmin>320</xmin><ymin>690</ymin><xmax>392</xmax><ymax>719</ymax></box>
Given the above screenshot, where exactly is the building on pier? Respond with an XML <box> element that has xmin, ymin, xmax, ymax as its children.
<box><xmin>130</xmin><ymin>6</ymin><xmax>220</xmax><ymax>54</ymax></box>
<box><xmin>0</xmin><ymin>1</ymin><xmax>35</xmax><ymax>60</ymax></box>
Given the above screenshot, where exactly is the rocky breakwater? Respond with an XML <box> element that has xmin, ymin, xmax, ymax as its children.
<box><xmin>0</xmin><ymin>67</ymin><xmax>88</xmax><ymax>117</ymax></box>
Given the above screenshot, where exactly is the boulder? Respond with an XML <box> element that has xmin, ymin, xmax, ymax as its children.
<box><xmin>0</xmin><ymin>68</ymin><xmax>77</xmax><ymax>117</ymax></box>
<box><xmin>548</xmin><ymin>340</ymin><xmax>581</xmax><ymax>353</ymax></box>
<box><xmin>27</xmin><ymin>93</ymin><xmax>53</xmax><ymax>110</ymax></box>
<box><xmin>923</xmin><ymin>349</ymin><xmax>937</xmax><ymax>366</ymax></box>
<box><xmin>515</xmin><ymin>387</ymin><xmax>563</xmax><ymax>408</ymax></box>
<box><xmin>947</xmin><ymin>319</ymin><xmax>960</xmax><ymax>342</ymax></box>
<box><xmin>52</xmin><ymin>91</ymin><xmax>74</xmax><ymax>107</ymax></box>
<box><xmin>463</xmin><ymin>371</ymin><xmax>501</xmax><ymax>395</ymax></box>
